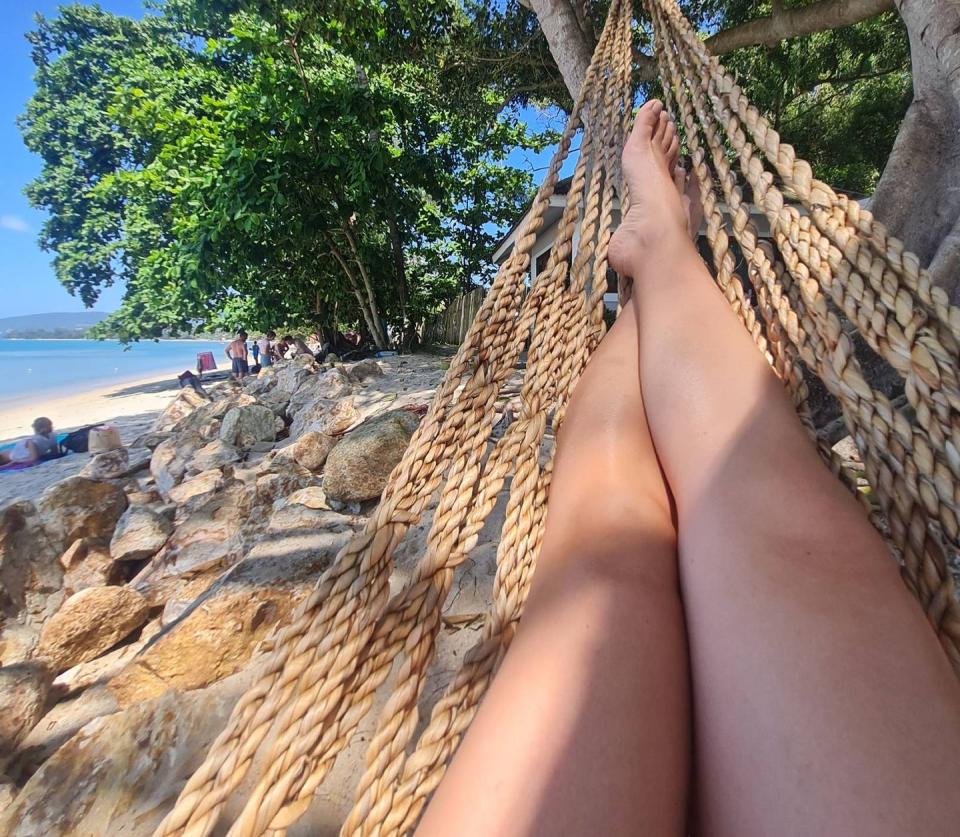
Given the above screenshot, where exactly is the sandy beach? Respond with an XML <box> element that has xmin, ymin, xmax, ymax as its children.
<box><xmin>0</xmin><ymin>369</ymin><xmax>230</xmax><ymax>507</ymax></box>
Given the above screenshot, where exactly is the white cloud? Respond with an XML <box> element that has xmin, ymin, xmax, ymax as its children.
<box><xmin>0</xmin><ymin>215</ymin><xmax>30</xmax><ymax>233</ymax></box>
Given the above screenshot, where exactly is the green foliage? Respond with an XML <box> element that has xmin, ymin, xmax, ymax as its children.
<box><xmin>21</xmin><ymin>0</ymin><xmax>550</xmax><ymax>342</ymax></box>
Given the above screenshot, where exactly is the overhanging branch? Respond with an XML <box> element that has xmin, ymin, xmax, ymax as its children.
<box><xmin>635</xmin><ymin>0</ymin><xmax>894</xmax><ymax>82</ymax></box>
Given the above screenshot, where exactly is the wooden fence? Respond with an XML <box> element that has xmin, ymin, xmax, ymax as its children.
<box><xmin>422</xmin><ymin>287</ymin><xmax>485</xmax><ymax>345</ymax></box>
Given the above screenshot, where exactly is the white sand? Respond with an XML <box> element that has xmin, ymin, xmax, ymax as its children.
<box><xmin>0</xmin><ymin>370</ymin><xmax>232</xmax><ymax>508</ymax></box>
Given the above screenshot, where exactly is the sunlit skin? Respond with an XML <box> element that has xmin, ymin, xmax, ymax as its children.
<box><xmin>418</xmin><ymin>100</ymin><xmax>960</xmax><ymax>836</ymax></box>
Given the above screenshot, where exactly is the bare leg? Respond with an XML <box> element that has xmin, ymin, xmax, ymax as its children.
<box><xmin>418</xmin><ymin>310</ymin><xmax>690</xmax><ymax>835</ymax></box>
<box><xmin>610</xmin><ymin>100</ymin><xmax>960</xmax><ymax>836</ymax></box>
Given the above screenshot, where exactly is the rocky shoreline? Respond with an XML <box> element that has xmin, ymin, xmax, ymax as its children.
<box><xmin>0</xmin><ymin>352</ymin><xmax>504</xmax><ymax>833</ymax></box>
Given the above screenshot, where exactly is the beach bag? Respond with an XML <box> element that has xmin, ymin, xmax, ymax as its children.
<box><xmin>88</xmin><ymin>425</ymin><xmax>122</xmax><ymax>453</ymax></box>
<box><xmin>61</xmin><ymin>426</ymin><xmax>94</xmax><ymax>454</ymax></box>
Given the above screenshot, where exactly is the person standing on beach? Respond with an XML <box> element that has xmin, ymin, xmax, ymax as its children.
<box><xmin>226</xmin><ymin>329</ymin><xmax>249</xmax><ymax>380</ymax></box>
<box><xmin>258</xmin><ymin>331</ymin><xmax>275</xmax><ymax>367</ymax></box>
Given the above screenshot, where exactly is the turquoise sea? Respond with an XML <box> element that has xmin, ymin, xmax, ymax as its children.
<box><xmin>0</xmin><ymin>339</ymin><xmax>228</xmax><ymax>405</ymax></box>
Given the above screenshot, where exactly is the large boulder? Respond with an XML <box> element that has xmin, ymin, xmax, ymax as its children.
<box><xmin>129</xmin><ymin>481</ymin><xmax>250</xmax><ymax>607</ymax></box>
<box><xmin>0</xmin><ymin>661</ymin><xmax>52</xmax><ymax>755</ymax></box>
<box><xmin>0</xmin><ymin>554</ymin><xmax>492</xmax><ymax>835</ymax></box>
<box><xmin>187</xmin><ymin>438</ymin><xmax>240</xmax><ymax>474</ymax></box>
<box><xmin>290</xmin><ymin>396</ymin><xmax>359</xmax><ymax>440</ymax></box>
<box><xmin>287</xmin><ymin>368</ymin><xmax>353</xmax><ymax>419</ymax></box>
<box><xmin>276</xmin><ymin>431</ymin><xmax>337</xmax><ymax>472</ymax></box>
<box><xmin>345</xmin><ymin>358</ymin><xmax>384</xmax><ymax>382</ymax></box>
<box><xmin>35</xmin><ymin>477</ymin><xmax>128</xmax><ymax>554</ymax></box>
<box><xmin>151</xmin><ymin>388</ymin><xmax>208</xmax><ymax>433</ymax></box>
<box><xmin>274</xmin><ymin>361</ymin><xmax>315</xmax><ymax>395</ymax></box>
<box><xmin>149</xmin><ymin>431</ymin><xmax>206</xmax><ymax>497</ymax></box>
<box><xmin>108</xmin><ymin>508</ymin><xmax>360</xmax><ymax>705</ymax></box>
<box><xmin>323</xmin><ymin>409</ymin><xmax>421</xmax><ymax>503</ymax></box>
<box><xmin>79</xmin><ymin>447</ymin><xmax>151</xmax><ymax>481</ymax></box>
<box><xmin>166</xmin><ymin>468</ymin><xmax>225</xmax><ymax>506</ymax></box>
<box><xmin>218</xmin><ymin>404</ymin><xmax>276</xmax><ymax>450</ymax></box>
<box><xmin>59</xmin><ymin>538</ymin><xmax>123</xmax><ymax>594</ymax></box>
<box><xmin>35</xmin><ymin>587</ymin><xmax>149</xmax><ymax>673</ymax></box>
<box><xmin>0</xmin><ymin>501</ymin><xmax>63</xmax><ymax>664</ymax></box>
<box><xmin>110</xmin><ymin>505</ymin><xmax>173</xmax><ymax>562</ymax></box>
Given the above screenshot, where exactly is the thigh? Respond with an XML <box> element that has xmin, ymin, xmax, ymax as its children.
<box><xmin>418</xmin><ymin>313</ymin><xmax>690</xmax><ymax>836</ymax></box>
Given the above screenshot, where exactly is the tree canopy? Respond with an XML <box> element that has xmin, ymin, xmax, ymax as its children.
<box><xmin>20</xmin><ymin>0</ymin><xmax>924</xmax><ymax>340</ymax></box>
<box><xmin>21</xmin><ymin>0</ymin><xmax>553</xmax><ymax>344</ymax></box>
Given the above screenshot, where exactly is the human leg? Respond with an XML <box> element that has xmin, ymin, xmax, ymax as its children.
<box><xmin>417</xmin><ymin>308</ymin><xmax>690</xmax><ymax>836</ymax></box>
<box><xmin>610</xmin><ymin>100</ymin><xmax>960</xmax><ymax>836</ymax></box>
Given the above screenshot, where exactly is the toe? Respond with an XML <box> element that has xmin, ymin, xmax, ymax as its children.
<box><xmin>673</xmin><ymin>165</ymin><xmax>686</xmax><ymax>194</ymax></box>
<box><xmin>665</xmin><ymin>134</ymin><xmax>680</xmax><ymax>171</ymax></box>
<box><xmin>653</xmin><ymin>110</ymin><xmax>669</xmax><ymax>149</ymax></box>
<box><xmin>628</xmin><ymin>99</ymin><xmax>662</xmax><ymax>147</ymax></box>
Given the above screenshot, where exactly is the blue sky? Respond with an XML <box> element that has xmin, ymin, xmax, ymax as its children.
<box><xmin>0</xmin><ymin>0</ymin><xmax>570</xmax><ymax>318</ymax></box>
<box><xmin>0</xmin><ymin>0</ymin><xmax>141</xmax><ymax>317</ymax></box>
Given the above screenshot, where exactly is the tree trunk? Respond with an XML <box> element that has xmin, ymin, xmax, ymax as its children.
<box><xmin>526</xmin><ymin>0</ymin><xmax>594</xmax><ymax>98</ymax></box>
<box><xmin>386</xmin><ymin>211</ymin><xmax>417</xmax><ymax>351</ymax></box>
<box><xmin>341</xmin><ymin>225</ymin><xmax>389</xmax><ymax>349</ymax></box>
<box><xmin>530</xmin><ymin>0</ymin><xmax>960</xmax><ymax>301</ymax></box>
<box><xmin>327</xmin><ymin>236</ymin><xmax>388</xmax><ymax>350</ymax></box>
<box><xmin>871</xmin><ymin>0</ymin><xmax>960</xmax><ymax>301</ymax></box>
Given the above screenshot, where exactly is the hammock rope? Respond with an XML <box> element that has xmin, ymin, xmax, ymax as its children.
<box><xmin>155</xmin><ymin>1</ymin><xmax>960</xmax><ymax>834</ymax></box>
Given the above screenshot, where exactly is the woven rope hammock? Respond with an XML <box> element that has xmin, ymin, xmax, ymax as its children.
<box><xmin>156</xmin><ymin>0</ymin><xmax>960</xmax><ymax>834</ymax></box>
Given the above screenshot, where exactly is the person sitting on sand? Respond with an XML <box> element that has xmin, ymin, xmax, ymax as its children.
<box><xmin>226</xmin><ymin>329</ymin><xmax>250</xmax><ymax>380</ymax></box>
<box><xmin>0</xmin><ymin>417</ymin><xmax>60</xmax><ymax>465</ymax></box>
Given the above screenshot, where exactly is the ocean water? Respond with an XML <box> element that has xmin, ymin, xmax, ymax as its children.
<box><xmin>0</xmin><ymin>339</ymin><xmax>228</xmax><ymax>404</ymax></box>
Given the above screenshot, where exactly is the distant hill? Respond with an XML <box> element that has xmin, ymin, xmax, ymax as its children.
<box><xmin>0</xmin><ymin>311</ymin><xmax>108</xmax><ymax>338</ymax></box>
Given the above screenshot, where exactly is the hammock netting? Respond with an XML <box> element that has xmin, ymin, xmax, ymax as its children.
<box><xmin>155</xmin><ymin>1</ymin><xmax>960</xmax><ymax>834</ymax></box>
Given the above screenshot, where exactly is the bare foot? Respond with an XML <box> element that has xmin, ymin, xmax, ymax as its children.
<box><xmin>609</xmin><ymin>100</ymin><xmax>695</xmax><ymax>279</ymax></box>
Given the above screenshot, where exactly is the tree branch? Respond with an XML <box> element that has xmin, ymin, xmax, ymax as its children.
<box><xmin>635</xmin><ymin>0</ymin><xmax>894</xmax><ymax>81</ymax></box>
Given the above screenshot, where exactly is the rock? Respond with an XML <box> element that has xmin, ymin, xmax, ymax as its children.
<box><xmin>125</xmin><ymin>488</ymin><xmax>162</xmax><ymax>506</ymax></box>
<box><xmin>109</xmin><ymin>508</ymin><xmax>362</xmax><ymax>704</ymax></box>
<box><xmin>109</xmin><ymin>505</ymin><xmax>173</xmax><ymax>562</ymax></box>
<box><xmin>346</xmin><ymin>358</ymin><xmax>384</xmax><ymax>382</ymax></box>
<box><xmin>0</xmin><ymin>661</ymin><xmax>52</xmax><ymax>755</ymax></box>
<box><xmin>129</xmin><ymin>481</ymin><xmax>250</xmax><ymax>607</ymax></box>
<box><xmin>283</xmin><ymin>485</ymin><xmax>331</xmax><ymax>510</ymax></box>
<box><xmin>326</xmin><ymin>352</ymin><xmax>341</xmax><ymax>363</ymax></box>
<box><xmin>35</xmin><ymin>477</ymin><xmax>128</xmax><ymax>554</ymax></box>
<box><xmin>187</xmin><ymin>438</ymin><xmax>240</xmax><ymax>473</ymax></box>
<box><xmin>251</xmin><ymin>456</ymin><xmax>315</xmax><ymax>513</ymax></box>
<box><xmin>0</xmin><ymin>670</ymin><xmax>255</xmax><ymax>836</ymax></box>
<box><xmin>59</xmin><ymin>539</ymin><xmax>123</xmax><ymax>594</ymax></box>
<box><xmin>0</xmin><ymin>776</ymin><xmax>15</xmax><ymax>814</ymax></box>
<box><xmin>274</xmin><ymin>361</ymin><xmax>315</xmax><ymax>395</ymax></box>
<box><xmin>130</xmin><ymin>430</ymin><xmax>169</xmax><ymax>450</ymax></box>
<box><xmin>0</xmin><ymin>560</ymin><xmax>490</xmax><ymax>835</ymax></box>
<box><xmin>278</xmin><ymin>430</ymin><xmax>337</xmax><ymax>472</ymax></box>
<box><xmin>149</xmin><ymin>432</ymin><xmax>205</xmax><ymax>497</ymax></box>
<box><xmin>288</xmin><ymin>369</ymin><xmax>353</xmax><ymax>420</ymax></box>
<box><xmin>166</xmin><ymin>468</ymin><xmax>225</xmax><ymax>506</ymax></box>
<box><xmin>0</xmin><ymin>501</ymin><xmax>63</xmax><ymax>664</ymax></box>
<box><xmin>219</xmin><ymin>404</ymin><xmax>276</xmax><ymax>450</ymax></box>
<box><xmin>79</xmin><ymin>447</ymin><xmax>151</xmax><ymax>481</ymax></box>
<box><xmin>52</xmin><ymin>619</ymin><xmax>161</xmax><ymax>700</ymax></box>
<box><xmin>323</xmin><ymin>409</ymin><xmax>421</xmax><ymax>503</ymax></box>
<box><xmin>11</xmin><ymin>684</ymin><xmax>119</xmax><ymax>782</ymax></box>
<box><xmin>243</xmin><ymin>364</ymin><xmax>277</xmax><ymax>396</ymax></box>
<box><xmin>35</xmin><ymin>587</ymin><xmax>149</xmax><ymax>673</ymax></box>
<box><xmin>290</xmin><ymin>396</ymin><xmax>360</xmax><ymax>439</ymax></box>
<box><xmin>259</xmin><ymin>387</ymin><xmax>291</xmax><ymax>417</ymax></box>
<box><xmin>151</xmin><ymin>387</ymin><xmax>207</xmax><ymax>433</ymax></box>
